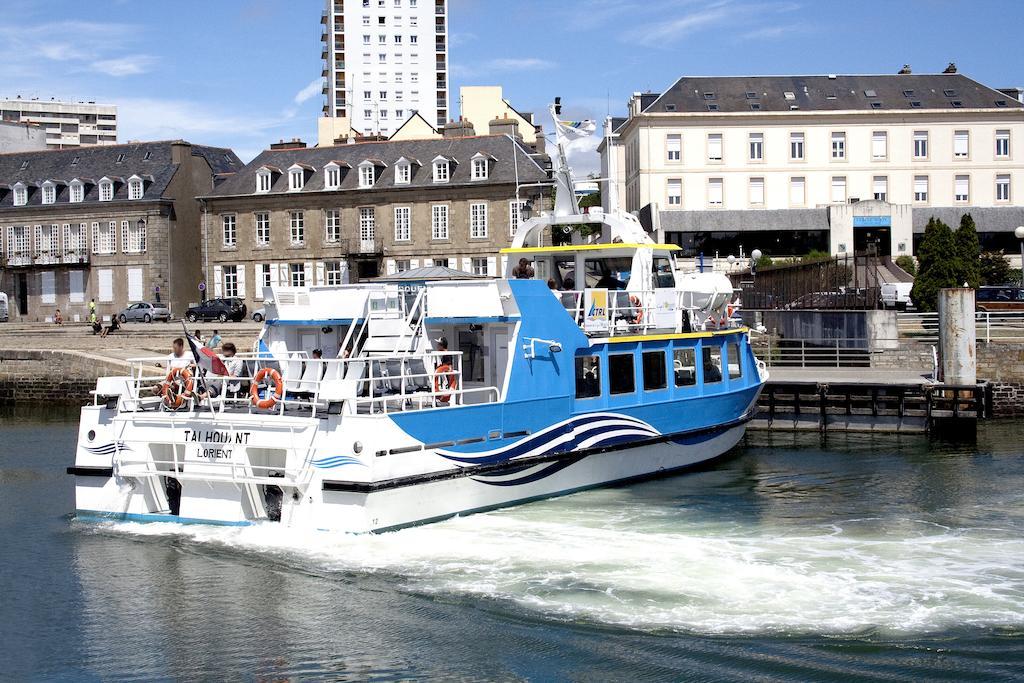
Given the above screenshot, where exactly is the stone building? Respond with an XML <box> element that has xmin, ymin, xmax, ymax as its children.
<box><xmin>201</xmin><ymin>129</ymin><xmax>549</xmax><ymax>303</ymax></box>
<box><xmin>0</xmin><ymin>141</ymin><xmax>242</xmax><ymax>322</ymax></box>
<box><xmin>600</xmin><ymin>67</ymin><xmax>1024</xmax><ymax>263</ymax></box>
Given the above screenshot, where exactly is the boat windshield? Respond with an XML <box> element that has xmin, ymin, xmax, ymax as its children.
<box><xmin>584</xmin><ymin>257</ymin><xmax>632</xmax><ymax>290</ymax></box>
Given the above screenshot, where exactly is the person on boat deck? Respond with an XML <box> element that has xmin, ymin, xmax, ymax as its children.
<box><xmin>547</xmin><ymin>278</ymin><xmax>561</xmax><ymax>298</ymax></box>
<box><xmin>512</xmin><ymin>258</ymin><xmax>535</xmax><ymax>279</ymax></box>
<box><xmin>433</xmin><ymin>336</ymin><xmax>453</xmax><ymax>367</ymax></box>
<box><xmin>221</xmin><ymin>342</ymin><xmax>244</xmax><ymax>398</ymax></box>
<box><xmin>596</xmin><ymin>273</ymin><xmax>624</xmax><ymax>290</ymax></box>
<box><xmin>152</xmin><ymin>338</ymin><xmax>191</xmax><ymax>395</ymax></box>
<box><xmin>561</xmin><ymin>276</ymin><xmax>575</xmax><ymax>291</ymax></box>
<box><xmin>206</xmin><ymin>329</ymin><xmax>222</xmax><ymax>349</ymax></box>
<box><xmin>292</xmin><ymin>348</ymin><xmax>325</xmax><ymax>400</ymax></box>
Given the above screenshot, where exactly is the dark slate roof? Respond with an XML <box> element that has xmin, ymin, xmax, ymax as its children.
<box><xmin>207</xmin><ymin>134</ymin><xmax>548</xmax><ymax>198</ymax></box>
<box><xmin>0</xmin><ymin>141</ymin><xmax>241</xmax><ymax>209</ymax></box>
<box><xmin>644</xmin><ymin>73</ymin><xmax>1024</xmax><ymax>114</ymax></box>
<box><xmin>659</xmin><ymin>208</ymin><xmax>830</xmax><ymax>232</ymax></box>
<box><xmin>912</xmin><ymin>206</ymin><xmax>1024</xmax><ymax>232</ymax></box>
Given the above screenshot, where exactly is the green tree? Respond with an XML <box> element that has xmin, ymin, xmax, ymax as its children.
<box><xmin>953</xmin><ymin>213</ymin><xmax>981</xmax><ymax>288</ymax></box>
<box><xmin>895</xmin><ymin>254</ymin><xmax>917</xmax><ymax>276</ymax></box>
<box><xmin>979</xmin><ymin>251</ymin><xmax>1013</xmax><ymax>285</ymax></box>
<box><xmin>911</xmin><ymin>217</ymin><xmax>960</xmax><ymax>311</ymax></box>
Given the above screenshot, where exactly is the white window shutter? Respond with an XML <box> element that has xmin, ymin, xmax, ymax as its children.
<box><xmin>41</xmin><ymin>271</ymin><xmax>56</xmax><ymax>304</ymax></box>
<box><xmin>486</xmin><ymin>256</ymin><xmax>496</xmax><ymax>276</ymax></box>
<box><xmin>424</xmin><ymin>258</ymin><xmax>433</xmax><ymax>267</ymax></box>
<box><xmin>410</xmin><ymin>259</ymin><xmax>419</xmax><ymax>269</ymax></box>
<box><xmin>237</xmin><ymin>264</ymin><xmax>246</xmax><ymax>300</ymax></box>
<box><xmin>127</xmin><ymin>268</ymin><xmax>143</xmax><ymax>301</ymax></box>
<box><xmin>277</xmin><ymin>263</ymin><xmax>287</xmax><ymax>286</ymax></box>
<box><xmin>213</xmin><ymin>265</ymin><xmax>223</xmax><ymax>297</ymax></box>
<box><xmin>254</xmin><ymin>264</ymin><xmax>264</xmax><ymax>300</ymax></box>
<box><xmin>386</xmin><ymin>259</ymin><xmax>397</xmax><ymax>275</ymax></box>
<box><xmin>98</xmin><ymin>269</ymin><xmax>114</xmax><ymax>302</ymax></box>
<box><xmin>304</xmin><ymin>261</ymin><xmax>314</xmax><ymax>287</ymax></box>
<box><xmin>315</xmin><ymin>261</ymin><xmax>325</xmax><ymax>285</ymax></box>
<box><xmin>69</xmin><ymin>271</ymin><xmax>85</xmax><ymax>303</ymax></box>
<box><xmin>461</xmin><ymin>257</ymin><xmax>471</xmax><ymax>273</ymax></box>
<box><xmin>340</xmin><ymin>261</ymin><xmax>350</xmax><ymax>284</ymax></box>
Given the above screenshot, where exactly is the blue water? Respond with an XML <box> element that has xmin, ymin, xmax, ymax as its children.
<box><xmin>2</xmin><ymin>404</ymin><xmax>1024</xmax><ymax>681</ymax></box>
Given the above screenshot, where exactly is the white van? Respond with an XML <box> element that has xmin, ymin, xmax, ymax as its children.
<box><xmin>880</xmin><ymin>282</ymin><xmax>913</xmax><ymax>310</ymax></box>
<box><xmin>0</xmin><ymin>292</ymin><xmax>8</xmax><ymax>322</ymax></box>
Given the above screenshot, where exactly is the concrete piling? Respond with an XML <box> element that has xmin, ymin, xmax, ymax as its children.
<box><xmin>938</xmin><ymin>288</ymin><xmax>976</xmax><ymax>385</ymax></box>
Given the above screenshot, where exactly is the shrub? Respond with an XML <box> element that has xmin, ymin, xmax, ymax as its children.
<box><xmin>895</xmin><ymin>254</ymin><xmax>917</xmax><ymax>277</ymax></box>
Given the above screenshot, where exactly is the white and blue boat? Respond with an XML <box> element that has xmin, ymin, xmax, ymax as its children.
<box><xmin>68</xmin><ymin>106</ymin><xmax>767</xmax><ymax>533</ymax></box>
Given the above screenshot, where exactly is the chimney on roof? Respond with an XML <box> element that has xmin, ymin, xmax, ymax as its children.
<box><xmin>943</xmin><ymin>62</ymin><xmax>957</xmax><ymax>74</ymax></box>
<box><xmin>441</xmin><ymin>119</ymin><xmax>476</xmax><ymax>138</ymax></box>
<box><xmin>270</xmin><ymin>139</ymin><xmax>307</xmax><ymax>150</ymax></box>
<box><xmin>898</xmin><ymin>64</ymin><xmax>912</xmax><ymax>74</ymax></box>
<box><xmin>488</xmin><ymin>115</ymin><xmax>520</xmax><ymax>140</ymax></box>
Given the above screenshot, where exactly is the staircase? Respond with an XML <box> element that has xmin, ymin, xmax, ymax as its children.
<box><xmin>342</xmin><ymin>288</ymin><xmax>426</xmax><ymax>358</ymax></box>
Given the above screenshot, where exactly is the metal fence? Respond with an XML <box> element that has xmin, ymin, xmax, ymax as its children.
<box><xmin>729</xmin><ymin>254</ymin><xmax>885</xmax><ymax>310</ymax></box>
<box><xmin>897</xmin><ymin>311</ymin><xmax>1024</xmax><ymax>343</ymax></box>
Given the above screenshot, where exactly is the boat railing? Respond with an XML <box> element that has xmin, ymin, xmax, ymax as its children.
<box><xmin>553</xmin><ymin>288</ymin><xmax>740</xmax><ymax>337</ymax></box>
<box><xmin>111</xmin><ymin>349</ymin><xmax>497</xmax><ymax>418</ymax></box>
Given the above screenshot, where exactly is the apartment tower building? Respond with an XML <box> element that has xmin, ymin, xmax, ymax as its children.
<box><xmin>0</xmin><ymin>98</ymin><xmax>117</xmax><ymax>149</ymax></box>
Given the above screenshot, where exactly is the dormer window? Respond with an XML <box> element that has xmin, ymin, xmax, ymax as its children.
<box><xmin>98</xmin><ymin>178</ymin><xmax>114</xmax><ymax>202</ymax></box>
<box><xmin>12</xmin><ymin>183</ymin><xmax>27</xmax><ymax>207</ymax></box>
<box><xmin>69</xmin><ymin>180</ymin><xmax>84</xmax><ymax>203</ymax></box>
<box><xmin>324</xmin><ymin>162</ymin><xmax>342</xmax><ymax>190</ymax></box>
<box><xmin>127</xmin><ymin>175</ymin><xmax>144</xmax><ymax>200</ymax></box>
<box><xmin>42</xmin><ymin>182</ymin><xmax>56</xmax><ymax>205</ymax></box>
<box><xmin>471</xmin><ymin>152</ymin><xmax>494</xmax><ymax>181</ymax></box>
<box><xmin>288</xmin><ymin>165</ymin><xmax>306</xmax><ymax>192</ymax></box>
<box><xmin>256</xmin><ymin>168</ymin><xmax>273</xmax><ymax>193</ymax></box>
<box><xmin>358</xmin><ymin>162</ymin><xmax>376</xmax><ymax>188</ymax></box>
<box><xmin>396</xmin><ymin>161</ymin><xmax>411</xmax><ymax>184</ymax></box>
<box><xmin>433</xmin><ymin>157</ymin><xmax>450</xmax><ymax>183</ymax></box>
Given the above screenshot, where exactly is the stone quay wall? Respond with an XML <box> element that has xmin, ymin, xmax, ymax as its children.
<box><xmin>0</xmin><ymin>350</ymin><xmax>129</xmax><ymax>403</ymax></box>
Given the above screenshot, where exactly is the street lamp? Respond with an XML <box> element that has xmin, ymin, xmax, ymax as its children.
<box><xmin>521</xmin><ymin>199</ymin><xmax>534</xmax><ymax>221</ymax></box>
<box><xmin>1015</xmin><ymin>226</ymin><xmax>1024</xmax><ymax>284</ymax></box>
<box><xmin>750</xmin><ymin>248</ymin><xmax>763</xmax><ymax>280</ymax></box>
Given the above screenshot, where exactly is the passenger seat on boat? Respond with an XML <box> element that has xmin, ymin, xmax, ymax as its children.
<box><xmin>404</xmin><ymin>358</ymin><xmax>433</xmax><ymax>408</ymax></box>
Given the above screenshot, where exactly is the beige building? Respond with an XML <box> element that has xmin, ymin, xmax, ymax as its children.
<box><xmin>600</xmin><ymin>69</ymin><xmax>1024</xmax><ymax>260</ymax></box>
<box><xmin>0</xmin><ymin>121</ymin><xmax>47</xmax><ymax>153</ymax></box>
<box><xmin>0</xmin><ymin>98</ymin><xmax>118</xmax><ymax>149</ymax></box>
<box><xmin>0</xmin><ymin>141</ymin><xmax>241</xmax><ymax>322</ymax></box>
<box><xmin>201</xmin><ymin>129</ymin><xmax>549</xmax><ymax>303</ymax></box>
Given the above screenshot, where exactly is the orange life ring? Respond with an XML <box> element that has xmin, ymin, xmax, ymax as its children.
<box><xmin>250</xmin><ymin>367</ymin><xmax>283</xmax><ymax>409</ymax></box>
<box><xmin>162</xmin><ymin>367</ymin><xmax>194</xmax><ymax>409</ymax></box>
<box><xmin>629</xmin><ymin>295</ymin><xmax>644</xmax><ymax>324</ymax></box>
<box><xmin>433</xmin><ymin>364</ymin><xmax>458</xmax><ymax>404</ymax></box>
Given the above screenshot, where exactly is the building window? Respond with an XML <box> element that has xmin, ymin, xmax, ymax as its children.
<box><xmin>91</xmin><ymin>221</ymin><xmax>115</xmax><ymax>254</ymax></box>
<box><xmin>609</xmin><ymin>354</ymin><xmax>635</xmax><ymax>395</ymax></box>
<box><xmin>223</xmin><ymin>265</ymin><xmax>238</xmax><ymax>298</ymax></box>
<box><xmin>65</xmin><ymin>223</ymin><xmax>87</xmax><ymax>255</ymax></box>
<box><xmin>431</xmin><ymin>204</ymin><xmax>449</xmax><ymax>239</ymax></box>
<box><xmin>99</xmin><ymin>180</ymin><xmax>113</xmax><ymax>201</ymax></box>
<box><xmin>472</xmin><ymin>257</ymin><xmax>488</xmax><ymax>276</ymax></box>
<box><xmin>831</xmin><ymin>132</ymin><xmax>846</xmax><ymax>159</ymax></box>
<box><xmin>255</xmin><ymin>212</ymin><xmax>270</xmax><ymax>245</ymax></box>
<box><xmin>42</xmin><ymin>183</ymin><xmax>55</xmax><ymax>205</ymax></box>
<box><xmin>290</xmin><ymin>211</ymin><xmax>305</xmax><ymax>244</ymax></box>
<box><xmin>288</xmin><ymin>167</ymin><xmax>305</xmax><ymax>191</ymax></box>
<box><xmin>433</xmin><ymin>159</ymin><xmax>450</xmax><ymax>182</ymax></box>
<box><xmin>749</xmin><ymin>177</ymin><xmax>765</xmax><ymax>206</ymax></box>
<box><xmin>128</xmin><ymin>178</ymin><xmax>143</xmax><ymax>200</ymax></box>
<box><xmin>326</xmin><ymin>261</ymin><xmax>345</xmax><ymax>285</ymax></box>
<box><xmin>871</xmin><ymin>131</ymin><xmax>887</xmax><ymax>160</ymax></box>
<box><xmin>913</xmin><ymin>131</ymin><xmax>928</xmax><ymax>159</ymax></box>
<box><xmin>12</xmin><ymin>184</ymin><xmax>27</xmax><ymax>206</ymax></box>
<box><xmin>953</xmin><ymin>130</ymin><xmax>969</xmax><ymax>158</ymax></box>
<box><xmin>259</xmin><ymin>263</ymin><xmax>272</xmax><ymax>291</ymax></box>
<box><xmin>955</xmin><ymin>175</ymin><xmax>969</xmax><ymax>202</ymax></box>
<box><xmin>289</xmin><ymin>263</ymin><xmax>305</xmax><ymax>287</ymax></box>
<box><xmin>359</xmin><ymin>207</ymin><xmax>375</xmax><ymax>242</ymax></box>
<box><xmin>914</xmin><ymin>175</ymin><xmax>929</xmax><ymax>202</ymax></box>
<box><xmin>707</xmin><ymin>133</ymin><xmax>722</xmax><ymax>162</ymax></box>
<box><xmin>789</xmin><ymin>132</ymin><xmax>804</xmax><ymax>160</ymax></box>
<box><xmin>222</xmin><ymin>214</ymin><xmax>237</xmax><ymax>246</ymax></box>
<box><xmin>256</xmin><ymin>170</ymin><xmax>272</xmax><ymax>193</ymax></box>
<box><xmin>509</xmin><ymin>200</ymin><xmax>526</xmax><ymax>236</ymax></box>
<box><xmin>996</xmin><ymin>174</ymin><xmax>1011</xmax><ymax>202</ymax></box>
<box><xmin>666</xmin><ymin>134</ymin><xmax>681</xmax><ymax>162</ymax></box>
<box><xmin>673</xmin><ymin>348</ymin><xmax>696</xmax><ymax>386</ymax></box>
<box><xmin>708</xmin><ymin>178</ymin><xmax>723</xmax><ymax>207</ymax></box>
<box><xmin>359</xmin><ymin>164</ymin><xmax>375</xmax><ymax>188</ymax></box>
<box><xmin>575</xmin><ymin>356</ymin><xmax>601</xmax><ymax>399</ymax></box>
<box><xmin>325</xmin><ymin>164</ymin><xmax>341</xmax><ymax>189</ymax></box>
<box><xmin>642</xmin><ymin>351</ymin><xmax>667</xmax><ymax>391</ymax></box>
<box><xmin>789</xmin><ymin>176</ymin><xmax>805</xmax><ymax>206</ymax></box>
<box><xmin>471</xmin><ymin>157</ymin><xmax>488</xmax><ymax>180</ymax></box>
<box><xmin>325</xmin><ymin>209</ymin><xmax>341</xmax><ymax>243</ymax></box>
<box><xmin>873</xmin><ymin>176</ymin><xmax>888</xmax><ymax>201</ymax></box>
<box><xmin>703</xmin><ymin>346</ymin><xmax>723</xmax><ymax>383</ymax></box>
<box><xmin>470</xmin><ymin>202</ymin><xmax>488</xmax><ymax>238</ymax></box>
<box><xmin>748</xmin><ymin>133</ymin><xmax>763</xmax><ymax>161</ymax></box>
<box><xmin>69</xmin><ymin>182</ymin><xmax>83</xmax><ymax>203</ymax></box>
<box><xmin>996</xmin><ymin>130</ymin><xmax>1010</xmax><ymax>158</ymax></box>
<box><xmin>667</xmin><ymin>179</ymin><xmax>682</xmax><ymax>206</ymax></box>
<box><xmin>395</xmin><ymin>162</ymin><xmax>411</xmax><ymax>184</ymax></box>
<box><xmin>394</xmin><ymin>206</ymin><xmax>411</xmax><ymax>241</ymax></box>
<box><xmin>831</xmin><ymin>176</ymin><xmax>846</xmax><ymax>203</ymax></box>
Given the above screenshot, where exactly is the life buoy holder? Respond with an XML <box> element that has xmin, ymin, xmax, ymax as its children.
<box><xmin>629</xmin><ymin>295</ymin><xmax>644</xmax><ymax>324</ymax></box>
<box><xmin>162</xmin><ymin>367</ymin><xmax>194</xmax><ymax>410</ymax></box>
<box><xmin>433</xmin><ymin>364</ymin><xmax>458</xmax><ymax>404</ymax></box>
<box><xmin>250</xmin><ymin>367</ymin><xmax>283</xmax><ymax>409</ymax></box>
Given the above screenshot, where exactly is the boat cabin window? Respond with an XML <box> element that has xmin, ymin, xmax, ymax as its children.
<box><xmin>727</xmin><ymin>342</ymin><xmax>742</xmax><ymax>380</ymax></box>
<box><xmin>653</xmin><ymin>256</ymin><xmax>675</xmax><ymax>288</ymax></box>
<box><xmin>585</xmin><ymin>257</ymin><xmax>631</xmax><ymax>290</ymax></box>
<box><xmin>702</xmin><ymin>346</ymin><xmax>723</xmax><ymax>383</ymax></box>
<box><xmin>575</xmin><ymin>355</ymin><xmax>601</xmax><ymax>399</ymax></box>
<box><xmin>642</xmin><ymin>351</ymin><xmax>667</xmax><ymax>391</ymax></box>
<box><xmin>608</xmin><ymin>353</ymin><xmax>635</xmax><ymax>394</ymax></box>
<box><xmin>674</xmin><ymin>348</ymin><xmax>697</xmax><ymax>386</ymax></box>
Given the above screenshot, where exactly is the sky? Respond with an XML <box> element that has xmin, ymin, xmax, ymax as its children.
<box><xmin>3</xmin><ymin>0</ymin><xmax>1023</xmax><ymax>172</ymax></box>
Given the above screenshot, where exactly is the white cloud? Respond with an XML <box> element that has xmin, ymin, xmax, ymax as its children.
<box><xmin>485</xmin><ymin>57</ymin><xmax>555</xmax><ymax>71</ymax></box>
<box><xmin>623</xmin><ymin>1</ymin><xmax>733</xmax><ymax>43</ymax></box>
<box><xmin>90</xmin><ymin>55</ymin><xmax>156</xmax><ymax>77</ymax></box>
<box><xmin>293</xmin><ymin>78</ymin><xmax>323</xmax><ymax>106</ymax></box>
<box><xmin>116</xmin><ymin>97</ymin><xmax>296</xmax><ymax>143</ymax></box>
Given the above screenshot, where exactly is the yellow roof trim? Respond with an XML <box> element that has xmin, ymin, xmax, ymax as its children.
<box><xmin>598</xmin><ymin>328</ymin><xmax>748</xmax><ymax>344</ymax></box>
<box><xmin>501</xmin><ymin>243</ymin><xmax>681</xmax><ymax>255</ymax></box>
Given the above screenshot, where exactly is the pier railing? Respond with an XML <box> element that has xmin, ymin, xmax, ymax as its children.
<box><xmin>897</xmin><ymin>311</ymin><xmax>1024</xmax><ymax>343</ymax></box>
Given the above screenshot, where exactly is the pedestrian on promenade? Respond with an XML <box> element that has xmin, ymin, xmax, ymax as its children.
<box><xmin>54</xmin><ymin>309</ymin><xmax>63</xmax><ymax>325</ymax></box>
<box><xmin>206</xmin><ymin>329</ymin><xmax>222</xmax><ymax>349</ymax></box>
<box><xmin>100</xmin><ymin>315</ymin><xmax>120</xmax><ymax>338</ymax></box>
<box><xmin>88</xmin><ymin>299</ymin><xmax>96</xmax><ymax>318</ymax></box>
<box><xmin>193</xmin><ymin>329</ymin><xmax>205</xmax><ymax>345</ymax></box>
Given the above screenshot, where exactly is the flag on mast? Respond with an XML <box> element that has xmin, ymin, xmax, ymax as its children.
<box><xmin>184</xmin><ymin>328</ymin><xmax>227</xmax><ymax>376</ymax></box>
<box><xmin>555</xmin><ymin>118</ymin><xmax>597</xmax><ymax>140</ymax></box>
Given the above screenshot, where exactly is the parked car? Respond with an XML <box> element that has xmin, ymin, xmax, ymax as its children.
<box><xmin>185</xmin><ymin>297</ymin><xmax>247</xmax><ymax>323</ymax></box>
<box><xmin>0</xmin><ymin>292</ymin><xmax>8</xmax><ymax>322</ymax></box>
<box><xmin>252</xmin><ymin>307</ymin><xmax>266</xmax><ymax>323</ymax></box>
<box><xmin>117</xmin><ymin>302</ymin><xmax>171</xmax><ymax>323</ymax></box>
<box><xmin>976</xmin><ymin>285</ymin><xmax>1024</xmax><ymax>312</ymax></box>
